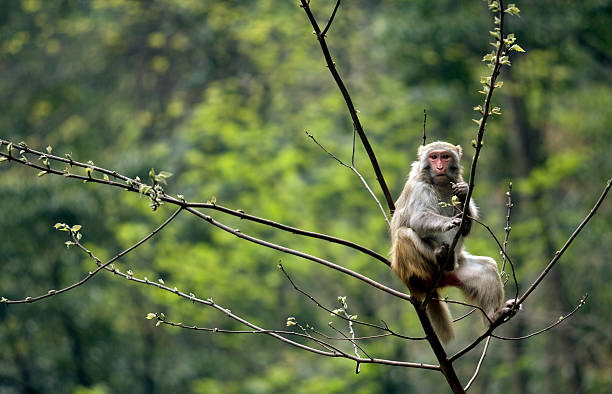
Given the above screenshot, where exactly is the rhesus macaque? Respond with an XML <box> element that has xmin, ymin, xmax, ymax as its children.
<box><xmin>390</xmin><ymin>141</ymin><xmax>505</xmax><ymax>343</ymax></box>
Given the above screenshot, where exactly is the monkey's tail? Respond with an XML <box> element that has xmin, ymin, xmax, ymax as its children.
<box><xmin>426</xmin><ymin>294</ymin><xmax>455</xmax><ymax>344</ymax></box>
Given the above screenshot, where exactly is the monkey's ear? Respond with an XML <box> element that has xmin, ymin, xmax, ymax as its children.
<box><xmin>455</xmin><ymin>145</ymin><xmax>463</xmax><ymax>158</ymax></box>
<box><xmin>418</xmin><ymin>145</ymin><xmax>427</xmax><ymax>158</ymax></box>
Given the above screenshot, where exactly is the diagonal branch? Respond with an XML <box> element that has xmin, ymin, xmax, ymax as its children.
<box><xmin>451</xmin><ymin>178</ymin><xmax>610</xmax><ymax>362</ymax></box>
<box><xmin>184</xmin><ymin>206</ymin><xmax>411</xmax><ymax>302</ymax></box>
<box><xmin>1</xmin><ymin>207</ymin><xmax>182</xmax><ymax>304</ymax></box>
<box><xmin>305</xmin><ymin>130</ymin><xmax>390</xmax><ymax>225</ymax></box>
<box><xmin>493</xmin><ymin>294</ymin><xmax>588</xmax><ymax>340</ymax></box>
<box><xmin>0</xmin><ymin>139</ymin><xmax>390</xmax><ymax>267</ymax></box>
<box><xmin>517</xmin><ymin>178</ymin><xmax>611</xmax><ymax>305</ymax></box>
<box><xmin>278</xmin><ymin>262</ymin><xmax>426</xmax><ymax>340</ymax></box>
<box><xmin>299</xmin><ymin>0</ymin><xmax>395</xmax><ymax>214</ymax></box>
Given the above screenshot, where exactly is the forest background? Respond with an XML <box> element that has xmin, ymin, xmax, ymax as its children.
<box><xmin>0</xmin><ymin>0</ymin><xmax>611</xmax><ymax>393</ymax></box>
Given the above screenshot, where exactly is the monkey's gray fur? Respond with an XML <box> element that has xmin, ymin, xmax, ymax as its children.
<box><xmin>390</xmin><ymin>141</ymin><xmax>504</xmax><ymax>343</ymax></box>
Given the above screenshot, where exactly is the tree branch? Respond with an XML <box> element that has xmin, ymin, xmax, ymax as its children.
<box><xmin>517</xmin><ymin>178</ymin><xmax>611</xmax><ymax>305</ymax></box>
<box><xmin>0</xmin><ymin>139</ymin><xmax>390</xmax><ymax>266</ymax></box>
<box><xmin>299</xmin><ymin>0</ymin><xmax>395</xmax><ymax>214</ymax></box>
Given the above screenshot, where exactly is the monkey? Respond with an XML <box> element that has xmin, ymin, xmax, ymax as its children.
<box><xmin>390</xmin><ymin>141</ymin><xmax>508</xmax><ymax>343</ymax></box>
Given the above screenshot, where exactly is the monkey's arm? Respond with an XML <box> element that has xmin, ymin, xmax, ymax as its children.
<box><xmin>409</xmin><ymin>209</ymin><xmax>460</xmax><ymax>235</ymax></box>
<box><xmin>452</xmin><ymin>182</ymin><xmax>478</xmax><ymax>236</ymax></box>
<box><xmin>403</xmin><ymin>183</ymin><xmax>460</xmax><ymax>236</ymax></box>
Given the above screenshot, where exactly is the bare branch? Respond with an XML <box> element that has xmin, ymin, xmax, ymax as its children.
<box><xmin>183</xmin><ymin>206</ymin><xmax>411</xmax><ymax>302</ymax></box>
<box><xmin>422</xmin><ymin>109</ymin><xmax>427</xmax><ymax>146</ymax></box>
<box><xmin>299</xmin><ymin>0</ymin><xmax>395</xmax><ymax>214</ymax></box>
<box><xmin>305</xmin><ymin>130</ymin><xmax>390</xmax><ymax>225</ymax></box>
<box><xmin>463</xmin><ymin>336</ymin><xmax>492</xmax><ymax>391</ymax></box>
<box><xmin>0</xmin><ymin>139</ymin><xmax>391</xmax><ymax>267</ymax></box>
<box><xmin>493</xmin><ymin>294</ymin><xmax>588</xmax><ymax>340</ymax></box>
<box><xmin>518</xmin><ymin>178</ymin><xmax>611</xmax><ymax>305</ymax></box>
<box><xmin>278</xmin><ymin>262</ymin><xmax>426</xmax><ymax>340</ymax></box>
<box><xmin>1</xmin><ymin>207</ymin><xmax>182</xmax><ymax>305</ymax></box>
<box><xmin>320</xmin><ymin>0</ymin><xmax>342</xmax><ymax>38</ymax></box>
<box><xmin>500</xmin><ymin>182</ymin><xmax>514</xmax><ymax>276</ymax></box>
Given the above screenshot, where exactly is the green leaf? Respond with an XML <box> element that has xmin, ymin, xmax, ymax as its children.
<box><xmin>46</xmin><ymin>145</ymin><xmax>52</xmax><ymax>153</ymax></box>
<box><xmin>510</xmin><ymin>44</ymin><xmax>526</xmax><ymax>52</ymax></box>
<box><xmin>71</xmin><ymin>225</ymin><xmax>82</xmax><ymax>232</ymax></box>
<box><xmin>146</xmin><ymin>313</ymin><xmax>156</xmax><ymax>320</ymax></box>
<box><xmin>505</xmin><ymin>4</ymin><xmax>520</xmax><ymax>16</ymax></box>
<box><xmin>37</xmin><ymin>171</ymin><xmax>48</xmax><ymax>177</ymax></box>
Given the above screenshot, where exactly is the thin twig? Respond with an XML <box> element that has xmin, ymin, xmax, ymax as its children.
<box><xmin>278</xmin><ymin>262</ymin><xmax>425</xmax><ymax>340</ymax></box>
<box><xmin>305</xmin><ymin>130</ymin><xmax>390</xmax><ymax>225</ymax></box>
<box><xmin>183</xmin><ymin>206</ymin><xmax>412</xmax><ymax>302</ymax></box>
<box><xmin>422</xmin><ymin>109</ymin><xmax>427</xmax><ymax>146</ymax></box>
<box><xmin>493</xmin><ymin>294</ymin><xmax>588</xmax><ymax>341</ymax></box>
<box><xmin>1</xmin><ymin>207</ymin><xmax>182</xmax><ymax>304</ymax></box>
<box><xmin>463</xmin><ymin>336</ymin><xmax>492</xmax><ymax>391</ymax></box>
<box><xmin>500</xmin><ymin>182</ymin><xmax>514</xmax><ymax>276</ymax></box>
<box><xmin>320</xmin><ymin>0</ymin><xmax>342</xmax><ymax>38</ymax></box>
<box><xmin>518</xmin><ymin>178</ymin><xmax>611</xmax><ymax>305</ymax></box>
<box><xmin>0</xmin><ymin>139</ymin><xmax>391</xmax><ymax>267</ymax></box>
<box><xmin>451</xmin><ymin>177</ymin><xmax>610</xmax><ymax>362</ymax></box>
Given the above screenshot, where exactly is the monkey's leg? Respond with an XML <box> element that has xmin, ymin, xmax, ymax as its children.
<box><xmin>391</xmin><ymin>227</ymin><xmax>437</xmax><ymax>287</ymax></box>
<box><xmin>453</xmin><ymin>252</ymin><xmax>503</xmax><ymax>322</ymax></box>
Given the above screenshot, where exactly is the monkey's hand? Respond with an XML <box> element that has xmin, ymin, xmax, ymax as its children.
<box><xmin>434</xmin><ymin>243</ymin><xmax>455</xmax><ymax>271</ymax></box>
<box><xmin>443</xmin><ymin>216</ymin><xmax>463</xmax><ymax>232</ymax></box>
<box><xmin>452</xmin><ymin>181</ymin><xmax>469</xmax><ymax>201</ymax></box>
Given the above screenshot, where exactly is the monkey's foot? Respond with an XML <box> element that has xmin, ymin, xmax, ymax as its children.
<box><xmin>492</xmin><ymin>299</ymin><xmax>521</xmax><ymax>323</ymax></box>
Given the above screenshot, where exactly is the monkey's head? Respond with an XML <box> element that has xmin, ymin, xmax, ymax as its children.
<box><xmin>415</xmin><ymin>141</ymin><xmax>463</xmax><ymax>185</ymax></box>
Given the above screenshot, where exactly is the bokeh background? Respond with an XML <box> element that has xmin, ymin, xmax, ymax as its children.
<box><xmin>1</xmin><ymin>1</ymin><xmax>611</xmax><ymax>393</ymax></box>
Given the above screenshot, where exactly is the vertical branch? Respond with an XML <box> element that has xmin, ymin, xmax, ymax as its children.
<box><xmin>501</xmin><ymin>182</ymin><xmax>520</xmax><ymax>302</ymax></box>
<box><xmin>422</xmin><ymin>109</ymin><xmax>427</xmax><ymax>145</ymax></box>
<box><xmin>450</xmin><ymin>0</ymin><xmax>507</xmax><ymax>254</ymax></box>
<box><xmin>500</xmin><ymin>182</ymin><xmax>514</xmax><ymax>274</ymax></box>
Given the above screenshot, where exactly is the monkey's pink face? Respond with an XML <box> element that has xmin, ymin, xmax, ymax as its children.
<box><xmin>427</xmin><ymin>149</ymin><xmax>453</xmax><ymax>182</ymax></box>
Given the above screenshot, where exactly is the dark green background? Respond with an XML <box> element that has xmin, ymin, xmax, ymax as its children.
<box><xmin>1</xmin><ymin>1</ymin><xmax>610</xmax><ymax>393</ymax></box>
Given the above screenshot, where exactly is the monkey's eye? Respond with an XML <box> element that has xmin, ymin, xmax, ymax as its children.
<box><xmin>429</xmin><ymin>154</ymin><xmax>438</xmax><ymax>160</ymax></box>
<box><xmin>441</xmin><ymin>154</ymin><xmax>451</xmax><ymax>160</ymax></box>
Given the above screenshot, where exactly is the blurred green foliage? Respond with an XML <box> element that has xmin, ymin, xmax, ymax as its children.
<box><xmin>1</xmin><ymin>0</ymin><xmax>611</xmax><ymax>393</ymax></box>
